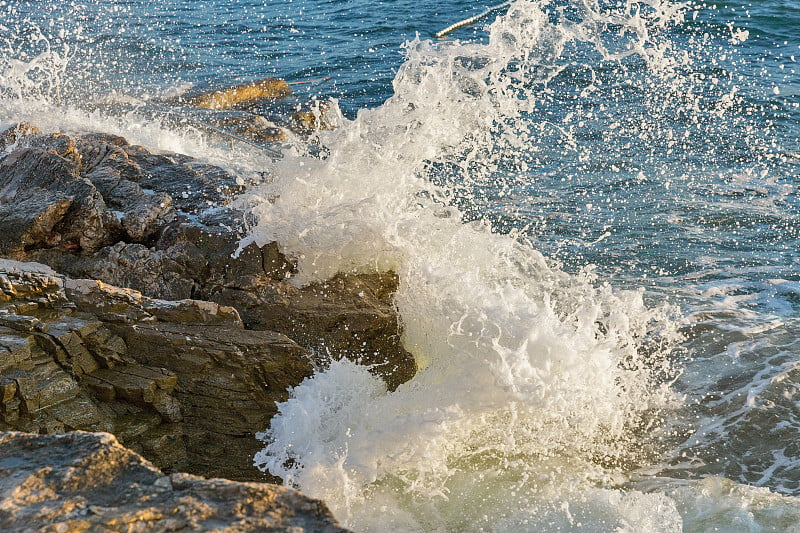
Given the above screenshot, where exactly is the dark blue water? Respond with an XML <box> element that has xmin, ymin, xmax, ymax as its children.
<box><xmin>3</xmin><ymin>1</ymin><xmax>800</xmax><ymax>530</ymax></box>
<box><xmin>3</xmin><ymin>0</ymin><xmax>502</xmax><ymax>112</ymax></box>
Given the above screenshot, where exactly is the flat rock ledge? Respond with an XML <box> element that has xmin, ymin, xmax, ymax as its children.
<box><xmin>0</xmin><ymin>431</ymin><xmax>349</xmax><ymax>532</ymax></box>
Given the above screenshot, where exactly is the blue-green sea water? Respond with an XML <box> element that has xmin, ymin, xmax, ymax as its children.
<box><xmin>2</xmin><ymin>1</ymin><xmax>800</xmax><ymax>531</ymax></box>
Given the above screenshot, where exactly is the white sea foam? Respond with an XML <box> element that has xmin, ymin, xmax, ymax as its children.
<box><xmin>245</xmin><ymin>0</ymin><xmax>800</xmax><ymax>530</ymax></box>
<box><xmin>247</xmin><ymin>0</ymin><xmax>692</xmax><ymax>529</ymax></box>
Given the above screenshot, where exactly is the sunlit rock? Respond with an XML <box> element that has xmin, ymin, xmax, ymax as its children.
<box><xmin>185</xmin><ymin>77</ymin><xmax>292</xmax><ymax>110</ymax></box>
<box><xmin>0</xmin><ymin>431</ymin><xmax>349</xmax><ymax>532</ymax></box>
<box><xmin>0</xmin><ymin>258</ymin><xmax>313</xmax><ymax>480</ymax></box>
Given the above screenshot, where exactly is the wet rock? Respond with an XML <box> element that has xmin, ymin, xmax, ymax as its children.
<box><xmin>291</xmin><ymin>99</ymin><xmax>339</xmax><ymax>135</ymax></box>
<box><xmin>24</xmin><ymin>132</ymin><xmax>83</xmax><ymax>167</ymax></box>
<box><xmin>124</xmin><ymin>146</ymin><xmax>246</xmax><ymax>214</ymax></box>
<box><xmin>0</xmin><ymin>431</ymin><xmax>349</xmax><ymax>533</ymax></box>
<box><xmin>54</xmin><ymin>241</ymin><xmax>198</xmax><ymax>302</ymax></box>
<box><xmin>0</xmin><ymin>123</ymin><xmax>40</xmax><ymax>153</ymax></box>
<box><xmin>118</xmin><ymin>321</ymin><xmax>309</xmax><ymax>480</ymax></box>
<box><xmin>52</xmin><ymin>201</ymin><xmax>412</xmax><ymax>389</ymax></box>
<box><xmin>0</xmin><ymin>128</ymin><xmax>416</xmax><ymax>483</ymax></box>
<box><xmin>0</xmin><ymin>147</ymin><xmax>118</xmax><ymax>253</ymax></box>
<box><xmin>46</xmin><ymin>216</ymin><xmax>415</xmax><ymax>389</ymax></box>
<box><xmin>73</xmin><ymin>136</ymin><xmax>177</xmax><ymax>241</ymax></box>
<box><xmin>214</xmin><ymin>113</ymin><xmax>288</xmax><ymax>143</ymax></box>
<box><xmin>220</xmin><ymin>271</ymin><xmax>416</xmax><ymax>391</ymax></box>
<box><xmin>183</xmin><ymin>77</ymin><xmax>292</xmax><ymax>110</ymax></box>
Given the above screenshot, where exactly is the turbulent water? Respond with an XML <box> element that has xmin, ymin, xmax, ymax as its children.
<box><xmin>3</xmin><ymin>0</ymin><xmax>800</xmax><ymax>531</ymax></box>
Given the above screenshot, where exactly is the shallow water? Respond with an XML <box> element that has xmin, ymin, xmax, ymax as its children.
<box><xmin>2</xmin><ymin>0</ymin><xmax>800</xmax><ymax>531</ymax></box>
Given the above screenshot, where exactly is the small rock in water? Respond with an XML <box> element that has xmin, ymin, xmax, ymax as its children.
<box><xmin>184</xmin><ymin>77</ymin><xmax>292</xmax><ymax>110</ymax></box>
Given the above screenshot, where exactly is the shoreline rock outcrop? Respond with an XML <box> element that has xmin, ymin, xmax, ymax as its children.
<box><xmin>0</xmin><ymin>123</ymin><xmax>415</xmax><ymax>390</ymax></box>
<box><xmin>0</xmin><ymin>431</ymin><xmax>349</xmax><ymax>532</ymax></box>
<box><xmin>0</xmin><ymin>257</ymin><xmax>311</xmax><ymax>482</ymax></box>
<box><xmin>0</xmin><ymin>121</ymin><xmax>417</xmax><ymax>530</ymax></box>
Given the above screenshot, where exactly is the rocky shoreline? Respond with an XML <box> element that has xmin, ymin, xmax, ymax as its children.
<box><xmin>0</xmin><ymin>123</ymin><xmax>415</xmax><ymax>531</ymax></box>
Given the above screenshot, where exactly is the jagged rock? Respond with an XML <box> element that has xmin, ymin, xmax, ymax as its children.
<box><xmin>119</xmin><ymin>321</ymin><xmax>309</xmax><ymax>479</ymax></box>
<box><xmin>36</xmin><ymin>211</ymin><xmax>415</xmax><ymax>389</ymax></box>
<box><xmin>63</xmin><ymin>277</ymin><xmax>243</xmax><ymax>327</ymax></box>
<box><xmin>24</xmin><ymin>132</ymin><xmax>83</xmax><ymax>167</ymax></box>
<box><xmin>0</xmin><ymin>123</ymin><xmax>40</xmax><ymax>153</ymax></box>
<box><xmin>0</xmin><ymin>147</ymin><xmax>118</xmax><ymax>253</ymax></box>
<box><xmin>74</xmin><ymin>136</ymin><xmax>178</xmax><ymax>242</ymax></box>
<box><xmin>0</xmin><ymin>259</ymin><xmax>312</xmax><ymax>479</ymax></box>
<box><xmin>0</xmin><ymin>129</ymin><xmax>416</xmax><ymax>482</ymax></box>
<box><xmin>219</xmin><ymin>271</ymin><xmax>416</xmax><ymax>391</ymax></box>
<box><xmin>214</xmin><ymin>113</ymin><xmax>288</xmax><ymax>143</ymax></box>
<box><xmin>50</xmin><ymin>241</ymin><xmax>198</xmax><ymax>302</ymax></box>
<box><xmin>0</xmin><ymin>259</ymin><xmax>65</xmax><ymax>306</ymax></box>
<box><xmin>0</xmin><ymin>188</ymin><xmax>72</xmax><ymax>253</ymax></box>
<box><xmin>118</xmin><ymin>143</ymin><xmax>246</xmax><ymax>214</ymax></box>
<box><xmin>0</xmin><ymin>431</ymin><xmax>349</xmax><ymax>532</ymax></box>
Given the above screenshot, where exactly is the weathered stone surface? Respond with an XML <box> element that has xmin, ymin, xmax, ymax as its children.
<box><xmin>0</xmin><ymin>258</ymin><xmax>64</xmax><ymax>305</ymax></box>
<box><xmin>0</xmin><ymin>123</ymin><xmax>40</xmax><ymax>153</ymax></box>
<box><xmin>118</xmin><ymin>144</ymin><xmax>246</xmax><ymax>214</ymax></box>
<box><xmin>42</xmin><ymin>213</ymin><xmax>414</xmax><ymax>389</ymax></box>
<box><xmin>220</xmin><ymin>271</ymin><xmax>416</xmax><ymax>391</ymax></box>
<box><xmin>30</xmin><ymin>201</ymin><xmax>414</xmax><ymax>388</ymax></box>
<box><xmin>0</xmin><ymin>188</ymin><xmax>72</xmax><ymax>253</ymax></box>
<box><xmin>64</xmin><ymin>277</ymin><xmax>243</xmax><ymax>327</ymax></box>
<box><xmin>0</xmin><ymin>260</ymin><xmax>313</xmax><ymax>480</ymax></box>
<box><xmin>0</xmin><ymin>147</ymin><xmax>118</xmax><ymax>254</ymax></box>
<box><xmin>0</xmin><ymin>431</ymin><xmax>349</xmax><ymax>533</ymax></box>
<box><xmin>118</xmin><ymin>321</ymin><xmax>309</xmax><ymax>480</ymax></box>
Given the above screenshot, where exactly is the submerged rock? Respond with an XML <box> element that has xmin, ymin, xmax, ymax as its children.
<box><xmin>183</xmin><ymin>77</ymin><xmax>292</xmax><ymax>110</ymax></box>
<box><xmin>0</xmin><ymin>431</ymin><xmax>349</xmax><ymax>532</ymax></box>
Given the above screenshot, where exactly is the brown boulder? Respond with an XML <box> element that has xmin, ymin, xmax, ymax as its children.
<box><xmin>0</xmin><ymin>431</ymin><xmax>349</xmax><ymax>532</ymax></box>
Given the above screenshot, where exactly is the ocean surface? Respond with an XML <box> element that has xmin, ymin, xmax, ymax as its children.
<box><xmin>2</xmin><ymin>0</ymin><xmax>800</xmax><ymax>531</ymax></box>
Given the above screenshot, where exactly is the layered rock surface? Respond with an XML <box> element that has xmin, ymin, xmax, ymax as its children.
<box><xmin>0</xmin><ymin>431</ymin><xmax>349</xmax><ymax>532</ymax></box>
<box><xmin>0</xmin><ymin>257</ymin><xmax>310</xmax><ymax>481</ymax></box>
<box><xmin>0</xmin><ymin>122</ymin><xmax>417</xmax><ymax>528</ymax></box>
<box><xmin>0</xmin><ymin>123</ymin><xmax>414</xmax><ymax>390</ymax></box>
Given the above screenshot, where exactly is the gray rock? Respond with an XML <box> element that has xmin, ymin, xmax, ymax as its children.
<box><xmin>0</xmin><ymin>123</ymin><xmax>41</xmax><ymax>154</ymax></box>
<box><xmin>0</xmin><ymin>147</ymin><xmax>118</xmax><ymax>253</ymax></box>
